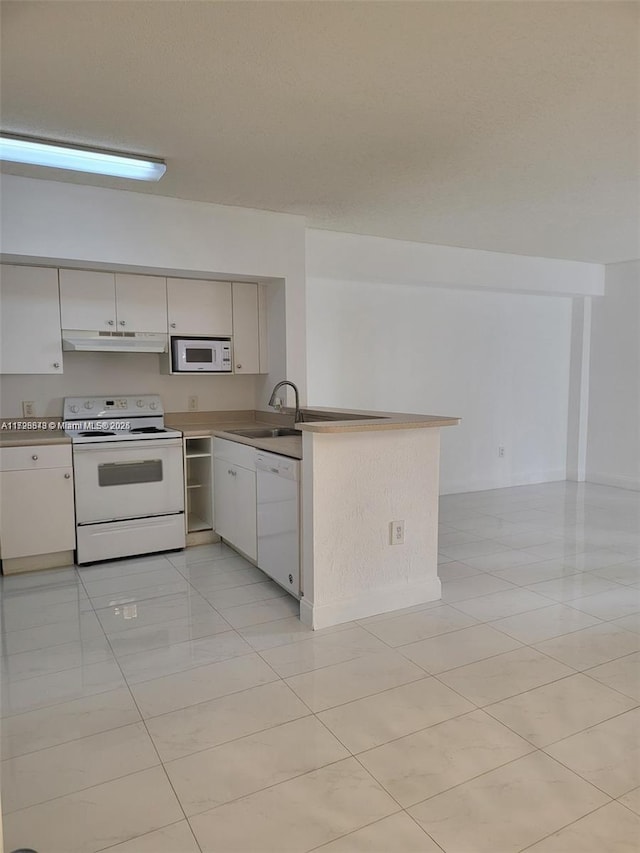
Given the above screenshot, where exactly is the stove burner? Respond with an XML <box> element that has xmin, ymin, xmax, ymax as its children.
<box><xmin>78</xmin><ymin>431</ymin><xmax>116</xmax><ymax>437</ymax></box>
<box><xmin>129</xmin><ymin>427</ymin><xmax>167</xmax><ymax>434</ymax></box>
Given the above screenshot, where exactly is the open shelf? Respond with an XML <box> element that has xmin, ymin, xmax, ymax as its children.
<box><xmin>184</xmin><ymin>436</ymin><xmax>213</xmax><ymax>534</ymax></box>
<box><xmin>188</xmin><ymin>513</ymin><xmax>212</xmax><ymax>532</ymax></box>
<box><xmin>185</xmin><ymin>437</ymin><xmax>212</xmax><ymax>455</ymax></box>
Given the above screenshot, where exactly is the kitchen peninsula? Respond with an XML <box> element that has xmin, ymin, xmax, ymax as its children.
<box><xmin>170</xmin><ymin>406</ymin><xmax>460</xmax><ymax>629</ymax></box>
<box><xmin>296</xmin><ymin>408</ymin><xmax>459</xmax><ymax>628</ymax></box>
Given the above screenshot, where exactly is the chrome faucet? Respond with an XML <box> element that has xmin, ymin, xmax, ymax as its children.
<box><xmin>268</xmin><ymin>381</ymin><xmax>302</xmax><ymax>423</ymax></box>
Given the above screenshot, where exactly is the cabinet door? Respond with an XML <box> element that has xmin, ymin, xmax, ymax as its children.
<box><xmin>213</xmin><ymin>459</ymin><xmax>257</xmax><ymax>560</ymax></box>
<box><xmin>0</xmin><ymin>265</ymin><xmax>63</xmax><ymax>375</ymax></box>
<box><xmin>59</xmin><ymin>269</ymin><xmax>116</xmax><ymax>330</ymax></box>
<box><xmin>213</xmin><ymin>457</ymin><xmax>235</xmax><ymax>543</ymax></box>
<box><xmin>0</xmin><ymin>467</ymin><xmax>75</xmax><ymax>558</ymax></box>
<box><xmin>115</xmin><ymin>274</ymin><xmax>167</xmax><ymax>333</ymax></box>
<box><xmin>167</xmin><ymin>279</ymin><xmax>232</xmax><ymax>336</ymax></box>
<box><xmin>233</xmin><ymin>464</ymin><xmax>257</xmax><ymax>560</ymax></box>
<box><xmin>258</xmin><ymin>284</ymin><xmax>269</xmax><ymax>374</ymax></box>
<box><xmin>232</xmin><ymin>283</ymin><xmax>260</xmax><ymax>374</ymax></box>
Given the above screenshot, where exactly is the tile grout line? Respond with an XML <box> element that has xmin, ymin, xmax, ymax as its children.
<box><xmin>79</xmin><ymin>561</ymin><xmax>207</xmax><ymax>853</ymax></box>
<box><xmin>350</xmin><ymin>607</ymin><xmax>640</xmax><ymax>761</ymax></box>
<box><xmin>91</xmin><ymin>818</ymin><xmax>196</xmax><ymax>853</ymax></box>
<box><xmin>2</xmin><ymin>495</ymin><xmax>638</xmax><ymax>850</ymax></box>
<box><xmin>530</xmin><ymin>748</ymin><xmax>619</xmax><ymax>805</ymax></box>
<box><xmin>514</xmin><ymin>799</ymin><xmax>619</xmax><ymax>852</ymax></box>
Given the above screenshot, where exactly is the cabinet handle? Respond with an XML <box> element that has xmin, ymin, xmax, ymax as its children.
<box><xmin>107</xmin><ymin>320</ymin><xmax>114</xmax><ymax>326</ymax></box>
<box><xmin>53</xmin><ymin>362</ymin><xmax>60</xmax><ymax>369</ymax></box>
<box><xmin>32</xmin><ymin>454</ymin><xmax>38</xmax><ymax>461</ymax></box>
<box><xmin>236</xmin><ymin>364</ymin><xmax>242</xmax><ymax>370</ymax></box>
<box><xmin>64</xmin><ymin>473</ymin><xmax>71</xmax><ymax>479</ymax></box>
<box><xmin>170</xmin><ymin>322</ymin><xmax>177</xmax><ymax>329</ymax></box>
<box><xmin>120</xmin><ymin>320</ymin><xmax>126</xmax><ymax>326</ymax></box>
<box><xmin>227</xmin><ymin>468</ymin><xmax>236</xmax><ymax>477</ymax></box>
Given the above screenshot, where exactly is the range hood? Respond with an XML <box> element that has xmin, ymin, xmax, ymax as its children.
<box><xmin>62</xmin><ymin>330</ymin><xmax>168</xmax><ymax>353</ymax></box>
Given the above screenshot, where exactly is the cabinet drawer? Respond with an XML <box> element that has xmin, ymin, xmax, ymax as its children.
<box><xmin>213</xmin><ymin>438</ymin><xmax>256</xmax><ymax>470</ymax></box>
<box><xmin>0</xmin><ymin>444</ymin><xmax>72</xmax><ymax>472</ymax></box>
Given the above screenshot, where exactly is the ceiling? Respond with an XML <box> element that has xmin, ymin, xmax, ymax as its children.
<box><xmin>1</xmin><ymin>1</ymin><xmax>638</xmax><ymax>264</ymax></box>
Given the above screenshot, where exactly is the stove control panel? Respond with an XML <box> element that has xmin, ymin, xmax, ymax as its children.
<box><xmin>63</xmin><ymin>395</ymin><xmax>165</xmax><ymax>420</ymax></box>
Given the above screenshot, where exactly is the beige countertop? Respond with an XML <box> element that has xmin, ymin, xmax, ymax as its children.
<box><xmin>293</xmin><ymin>407</ymin><xmax>460</xmax><ymax>433</ymax></box>
<box><xmin>0</xmin><ymin>424</ymin><xmax>71</xmax><ymax>447</ymax></box>
<box><xmin>168</xmin><ymin>406</ymin><xmax>460</xmax><ymax>457</ymax></box>
<box><xmin>0</xmin><ymin>406</ymin><xmax>459</xmax><ymax>452</ymax></box>
<box><xmin>168</xmin><ymin>407</ymin><xmax>460</xmax><ymax>433</ymax></box>
<box><xmin>166</xmin><ymin>412</ymin><xmax>303</xmax><ymax>459</ymax></box>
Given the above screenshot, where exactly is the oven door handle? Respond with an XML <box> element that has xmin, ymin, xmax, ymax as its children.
<box><xmin>73</xmin><ymin>438</ymin><xmax>183</xmax><ymax>453</ymax></box>
<box><xmin>100</xmin><ymin>459</ymin><xmax>161</xmax><ymax>466</ymax></box>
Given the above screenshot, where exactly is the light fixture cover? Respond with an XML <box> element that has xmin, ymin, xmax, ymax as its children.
<box><xmin>0</xmin><ymin>134</ymin><xmax>166</xmax><ymax>181</ymax></box>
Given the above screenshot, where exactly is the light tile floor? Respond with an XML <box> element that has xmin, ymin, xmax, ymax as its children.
<box><xmin>1</xmin><ymin>481</ymin><xmax>639</xmax><ymax>852</ymax></box>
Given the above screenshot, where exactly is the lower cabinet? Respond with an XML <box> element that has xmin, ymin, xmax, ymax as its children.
<box><xmin>213</xmin><ymin>439</ymin><xmax>257</xmax><ymax>561</ymax></box>
<box><xmin>0</xmin><ymin>444</ymin><xmax>76</xmax><ymax>573</ymax></box>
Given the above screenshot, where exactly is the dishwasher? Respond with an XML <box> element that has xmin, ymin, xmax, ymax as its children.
<box><xmin>255</xmin><ymin>451</ymin><xmax>300</xmax><ymax>597</ymax></box>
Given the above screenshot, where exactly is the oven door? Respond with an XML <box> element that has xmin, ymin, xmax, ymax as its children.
<box><xmin>73</xmin><ymin>438</ymin><xmax>184</xmax><ymax>524</ymax></box>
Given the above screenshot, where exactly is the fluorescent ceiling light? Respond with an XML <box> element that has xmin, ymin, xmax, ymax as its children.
<box><xmin>0</xmin><ymin>134</ymin><xmax>166</xmax><ymax>181</ymax></box>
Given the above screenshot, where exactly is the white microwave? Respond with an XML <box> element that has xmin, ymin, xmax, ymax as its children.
<box><xmin>171</xmin><ymin>336</ymin><xmax>232</xmax><ymax>372</ymax></box>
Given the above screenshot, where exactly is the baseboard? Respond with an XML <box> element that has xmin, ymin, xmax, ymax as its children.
<box><xmin>441</xmin><ymin>468</ymin><xmax>566</xmax><ymax>496</ymax></box>
<box><xmin>1</xmin><ymin>550</ymin><xmax>75</xmax><ymax>575</ymax></box>
<box><xmin>586</xmin><ymin>472</ymin><xmax>640</xmax><ymax>492</ymax></box>
<box><xmin>300</xmin><ymin>577</ymin><xmax>442</xmax><ymax>630</ymax></box>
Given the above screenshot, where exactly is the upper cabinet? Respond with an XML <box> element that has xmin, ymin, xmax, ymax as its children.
<box><xmin>113</xmin><ymin>274</ymin><xmax>167</xmax><ymax>332</ymax></box>
<box><xmin>167</xmin><ymin>278</ymin><xmax>232</xmax><ymax>336</ymax></box>
<box><xmin>60</xmin><ymin>270</ymin><xmax>167</xmax><ymax>333</ymax></box>
<box><xmin>0</xmin><ymin>264</ymin><xmax>63</xmax><ymax>374</ymax></box>
<box><xmin>59</xmin><ymin>270</ymin><xmax>114</xmax><ymax>330</ymax></box>
<box><xmin>0</xmin><ymin>265</ymin><xmax>269</xmax><ymax>376</ymax></box>
<box><xmin>231</xmin><ymin>282</ymin><xmax>268</xmax><ymax>374</ymax></box>
<box><xmin>232</xmin><ymin>282</ymin><xmax>260</xmax><ymax>374</ymax></box>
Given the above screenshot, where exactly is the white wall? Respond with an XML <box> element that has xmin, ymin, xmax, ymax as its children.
<box><xmin>305</xmin><ymin>229</ymin><xmax>606</xmax><ymax>495</ymax></box>
<box><xmin>307</xmin><ymin>277</ymin><xmax>573</xmax><ymax>494</ymax></box>
<box><xmin>307</xmin><ymin>229</ymin><xmax>604</xmax><ymax>296</ymax></box>
<box><xmin>0</xmin><ymin>175</ymin><xmax>307</xmax><ymax>408</ymax></box>
<box><xmin>586</xmin><ymin>260</ymin><xmax>640</xmax><ymax>490</ymax></box>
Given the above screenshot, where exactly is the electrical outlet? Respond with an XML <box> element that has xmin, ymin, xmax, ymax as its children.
<box><xmin>22</xmin><ymin>401</ymin><xmax>35</xmax><ymax>417</ymax></box>
<box><xmin>390</xmin><ymin>520</ymin><xmax>405</xmax><ymax>545</ymax></box>
<box><xmin>188</xmin><ymin>395</ymin><xmax>198</xmax><ymax>412</ymax></box>
<box><xmin>498</xmin><ymin>445</ymin><xmax>505</xmax><ymax>458</ymax></box>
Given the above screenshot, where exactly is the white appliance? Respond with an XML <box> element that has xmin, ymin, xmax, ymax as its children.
<box><xmin>63</xmin><ymin>395</ymin><xmax>185</xmax><ymax>564</ymax></box>
<box><xmin>255</xmin><ymin>451</ymin><xmax>300</xmax><ymax>597</ymax></box>
<box><xmin>62</xmin><ymin>330</ymin><xmax>168</xmax><ymax>353</ymax></box>
<box><xmin>171</xmin><ymin>336</ymin><xmax>232</xmax><ymax>372</ymax></box>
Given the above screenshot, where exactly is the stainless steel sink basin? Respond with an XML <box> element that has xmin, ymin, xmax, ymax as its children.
<box><xmin>225</xmin><ymin>427</ymin><xmax>300</xmax><ymax>439</ymax></box>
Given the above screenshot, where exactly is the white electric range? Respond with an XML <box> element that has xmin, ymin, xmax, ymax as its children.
<box><xmin>63</xmin><ymin>395</ymin><xmax>185</xmax><ymax>564</ymax></box>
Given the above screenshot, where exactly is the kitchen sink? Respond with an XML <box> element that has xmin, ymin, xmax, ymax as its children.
<box><xmin>225</xmin><ymin>427</ymin><xmax>300</xmax><ymax>439</ymax></box>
